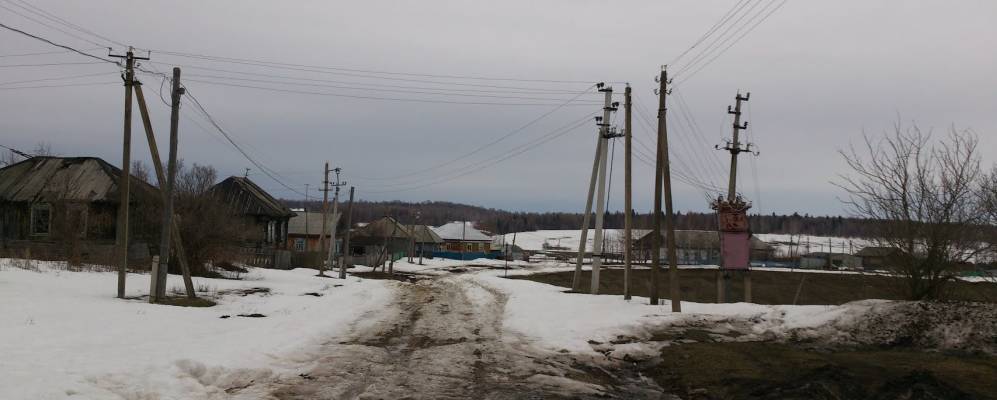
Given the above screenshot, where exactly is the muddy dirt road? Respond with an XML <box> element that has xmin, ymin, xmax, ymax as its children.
<box><xmin>248</xmin><ymin>275</ymin><xmax>665</xmax><ymax>399</ymax></box>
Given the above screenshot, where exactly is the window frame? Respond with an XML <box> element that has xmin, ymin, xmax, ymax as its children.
<box><xmin>30</xmin><ymin>203</ymin><xmax>52</xmax><ymax>237</ymax></box>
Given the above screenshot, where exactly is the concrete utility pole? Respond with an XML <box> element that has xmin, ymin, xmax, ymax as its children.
<box><xmin>590</xmin><ymin>85</ymin><xmax>615</xmax><ymax>295</ymax></box>
<box><xmin>715</xmin><ymin>91</ymin><xmax>753</xmax><ymax>303</ymax></box>
<box><xmin>319</xmin><ymin>162</ymin><xmax>330</xmax><ymax>256</ymax></box>
<box><xmin>658</xmin><ymin>68</ymin><xmax>681</xmax><ymax>312</ymax></box>
<box><xmin>323</xmin><ymin>167</ymin><xmax>346</xmax><ymax>276</ymax></box>
<box><xmin>155</xmin><ymin>67</ymin><xmax>185</xmax><ymax>300</ymax></box>
<box><xmin>623</xmin><ymin>84</ymin><xmax>633</xmax><ymax>300</ymax></box>
<box><xmin>572</xmin><ymin>127</ymin><xmax>603</xmax><ymax>292</ymax></box>
<box><xmin>303</xmin><ymin>183</ymin><xmax>310</xmax><ymax>251</ymax></box>
<box><xmin>110</xmin><ymin>47</ymin><xmax>147</xmax><ymax>299</ymax></box>
<box><xmin>416</xmin><ymin>211</ymin><xmax>424</xmax><ymax>265</ymax></box>
<box><xmin>338</xmin><ymin>186</ymin><xmax>354</xmax><ymax>279</ymax></box>
<box><xmin>572</xmin><ymin>82</ymin><xmax>620</xmax><ymax>293</ymax></box>
<box><xmin>725</xmin><ymin>92</ymin><xmax>750</xmax><ymax>201</ymax></box>
<box><xmin>328</xmin><ymin>167</ymin><xmax>346</xmax><ymax>269</ymax></box>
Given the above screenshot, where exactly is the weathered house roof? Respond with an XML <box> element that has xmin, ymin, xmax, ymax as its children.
<box><xmin>353</xmin><ymin>216</ymin><xmax>412</xmax><ymax>240</ymax></box>
<box><xmin>634</xmin><ymin>229</ymin><xmax>773</xmax><ymax>251</ymax></box>
<box><xmin>432</xmin><ymin>221</ymin><xmax>493</xmax><ymax>242</ymax></box>
<box><xmin>407</xmin><ymin>224</ymin><xmax>443</xmax><ymax>244</ymax></box>
<box><xmin>0</xmin><ymin>156</ymin><xmax>156</xmax><ymax>203</ymax></box>
<box><xmin>287</xmin><ymin>211</ymin><xmax>338</xmax><ymax>236</ymax></box>
<box><xmin>210</xmin><ymin>176</ymin><xmax>295</xmax><ymax>219</ymax></box>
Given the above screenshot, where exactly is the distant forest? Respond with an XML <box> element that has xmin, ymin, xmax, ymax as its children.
<box><xmin>281</xmin><ymin>199</ymin><xmax>876</xmax><ymax>238</ymax></box>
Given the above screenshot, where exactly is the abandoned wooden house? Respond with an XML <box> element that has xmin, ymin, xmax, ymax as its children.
<box><xmin>346</xmin><ymin>216</ymin><xmax>412</xmax><ymax>266</ymax></box>
<box><xmin>209</xmin><ymin>176</ymin><xmax>296</xmax><ymax>268</ymax></box>
<box><xmin>633</xmin><ymin>229</ymin><xmax>774</xmax><ymax>265</ymax></box>
<box><xmin>431</xmin><ymin>221</ymin><xmax>494</xmax><ymax>259</ymax></box>
<box><xmin>0</xmin><ymin>156</ymin><xmax>159</xmax><ymax>264</ymax></box>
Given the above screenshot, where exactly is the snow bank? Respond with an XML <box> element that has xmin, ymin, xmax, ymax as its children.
<box><xmin>0</xmin><ymin>259</ymin><xmax>395</xmax><ymax>399</ymax></box>
<box><xmin>467</xmin><ymin>268</ymin><xmax>883</xmax><ymax>354</ymax></box>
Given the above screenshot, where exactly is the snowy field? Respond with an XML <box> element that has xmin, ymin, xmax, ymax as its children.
<box><xmin>502</xmin><ymin>229</ymin><xmax>874</xmax><ymax>257</ymax></box>
<box><xmin>0</xmin><ymin>259</ymin><xmax>395</xmax><ymax>399</ymax></box>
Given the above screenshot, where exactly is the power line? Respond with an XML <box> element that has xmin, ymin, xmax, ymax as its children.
<box><xmin>364</xmin><ymin>115</ymin><xmax>593</xmax><ymax>193</ymax></box>
<box><xmin>2</xmin><ymin>0</ymin><xmax>126</xmax><ymax>47</ymax></box>
<box><xmin>356</xmin><ymin>85</ymin><xmax>596</xmax><ymax>181</ymax></box>
<box><xmin>0</xmin><ymin>70</ymin><xmax>113</xmax><ymax>85</ymax></box>
<box><xmin>0</xmin><ymin>47</ymin><xmax>101</xmax><ymax>57</ymax></box>
<box><xmin>176</xmin><ymin>77</ymin><xmax>599</xmax><ymax>106</ymax></box>
<box><xmin>153</xmin><ymin>49</ymin><xmax>606</xmax><ymax>84</ymax></box>
<box><xmin>675</xmin><ymin>0</ymin><xmax>788</xmax><ymax>85</ymax></box>
<box><xmin>0</xmin><ymin>20</ymin><xmax>119</xmax><ymax>65</ymax></box>
<box><xmin>669</xmin><ymin>0</ymin><xmax>753</xmax><ymax>65</ymax></box>
<box><xmin>0</xmin><ymin>80</ymin><xmax>117</xmax><ymax>90</ymax></box>
<box><xmin>182</xmin><ymin>87</ymin><xmax>307</xmax><ymax>197</ymax></box>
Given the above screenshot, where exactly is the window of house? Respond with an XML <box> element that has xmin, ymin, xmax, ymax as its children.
<box><xmin>30</xmin><ymin>204</ymin><xmax>51</xmax><ymax>236</ymax></box>
<box><xmin>294</xmin><ymin>238</ymin><xmax>306</xmax><ymax>251</ymax></box>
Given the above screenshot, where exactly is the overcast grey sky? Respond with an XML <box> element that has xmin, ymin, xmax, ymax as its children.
<box><xmin>2</xmin><ymin>1</ymin><xmax>995</xmax><ymax>216</ymax></box>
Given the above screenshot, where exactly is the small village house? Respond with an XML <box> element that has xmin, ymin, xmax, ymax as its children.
<box><xmin>346</xmin><ymin>216</ymin><xmax>412</xmax><ymax>266</ymax></box>
<box><xmin>209</xmin><ymin>176</ymin><xmax>296</xmax><ymax>268</ymax></box>
<box><xmin>0</xmin><ymin>156</ymin><xmax>159</xmax><ymax>264</ymax></box>
<box><xmin>432</xmin><ymin>221</ymin><xmax>494</xmax><ymax>260</ymax></box>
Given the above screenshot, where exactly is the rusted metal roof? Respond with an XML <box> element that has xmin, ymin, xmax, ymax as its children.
<box><xmin>210</xmin><ymin>176</ymin><xmax>296</xmax><ymax>218</ymax></box>
<box><xmin>0</xmin><ymin>156</ymin><xmax>155</xmax><ymax>203</ymax></box>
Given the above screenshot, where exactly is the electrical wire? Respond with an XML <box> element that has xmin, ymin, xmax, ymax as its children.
<box><xmin>0</xmin><ymin>20</ymin><xmax>119</xmax><ymax>65</ymax></box>
<box><xmin>0</xmin><ymin>70</ymin><xmax>113</xmax><ymax>85</ymax></box>
<box><xmin>153</xmin><ymin>49</ymin><xmax>605</xmax><ymax>84</ymax></box>
<box><xmin>0</xmin><ymin>80</ymin><xmax>117</xmax><ymax>90</ymax></box>
<box><xmin>669</xmin><ymin>0</ymin><xmax>753</xmax><ymax>65</ymax></box>
<box><xmin>3</xmin><ymin>0</ymin><xmax>126</xmax><ymax>47</ymax></box>
<box><xmin>675</xmin><ymin>0</ymin><xmax>788</xmax><ymax>85</ymax></box>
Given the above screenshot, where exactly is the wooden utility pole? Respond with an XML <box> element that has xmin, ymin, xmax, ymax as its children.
<box><xmin>338</xmin><ymin>186</ymin><xmax>354</xmax><ymax>279</ymax></box>
<box><xmin>623</xmin><ymin>84</ymin><xmax>633</xmax><ymax>300</ymax></box>
<box><xmin>319</xmin><ymin>162</ymin><xmax>330</xmax><ymax>256</ymax></box>
<box><xmin>416</xmin><ymin>211</ymin><xmax>424</xmax><ymax>265</ymax></box>
<box><xmin>658</xmin><ymin>68</ymin><xmax>681</xmax><ymax>313</ymax></box>
<box><xmin>324</xmin><ymin>167</ymin><xmax>345</xmax><ymax>276</ymax></box>
<box><xmin>110</xmin><ymin>47</ymin><xmax>146</xmax><ymax>299</ymax></box>
<box><xmin>132</xmin><ymin>67</ymin><xmax>194</xmax><ymax>301</ymax></box>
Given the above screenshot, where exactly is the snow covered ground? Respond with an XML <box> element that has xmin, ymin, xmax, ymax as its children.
<box><xmin>0</xmin><ymin>259</ymin><xmax>395</xmax><ymax>400</ymax></box>
<box><xmin>502</xmin><ymin>229</ymin><xmax>874</xmax><ymax>257</ymax></box>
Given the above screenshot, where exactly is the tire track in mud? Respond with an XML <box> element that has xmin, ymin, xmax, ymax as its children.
<box><xmin>246</xmin><ymin>275</ymin><xmax>665</xmax><ymax>399</ymax></box>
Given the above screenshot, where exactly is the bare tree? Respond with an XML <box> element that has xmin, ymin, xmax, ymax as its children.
<box><xmin>32</xmin><ymin>142</ymin><xmax>54</xmax><ymax>156</ymax></box>
<box><xmin>131</xmin><ymin>160</ymin><xmax>152</xmax><ymax>185</ymax></box>
<box><xmin>172</xmin><ymin>161</ymin><xmax>251</xmax><ymax>275</ymax></box>
<box><xmin>837</xmin><ymin>123</ymin><xmax>992</xmax><ymax>300</ymax></box>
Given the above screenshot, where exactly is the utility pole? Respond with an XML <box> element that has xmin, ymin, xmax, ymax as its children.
<box><xmin>572</xmin><ymin>82</ymin><xmax>619</xmax><ymax>293</ymax></box>
<box><xmin>416</xmin><ymin>211</ymin><xmax>424</xmax><ymax>265</ymax></box>
<box><xmin>660</xmin><ymin>72</ymin><xmax>681</xmax><ymax>313</ymax></box>
<box><xmin>132</xmin><ymin>66</ymin><xmax>194</xmax><ymax>301</ymax></box>
<box><xmin>319</xmin><ymin>162</ymin><xmax>330</xmax><ymax>256</ymax></box>
<box><xmin>338</xmin><ymin>186</ymin><xmax>354</xmax><ymax>279</ymax></box>
<box><xmin>572</xmin><ymin>124</ymin><xmax>602</xmax><ymax>292</ymax></box>
<box><xmin>303</xmin><ymin>183</ymin><xmax>310</xmax><ymax>251</ymax></box>
<box><xmin>623</xmin><ymin>84</ymin><xmax>633</xmax><ymax>300</ymax></box>
<box><xmin>650</xmin><ymin>75</ymin><xmax>665</xmax><ymax>306</ymax></box>
<box><xmin>714</xmin><ymin>91</ymin><xmax>753</xmax><ymax>303</ymax></box>
<box><xmin>324</xmin><ymin>167</ymin><xmax>346</xmax><ymax>276</ymax></box>
<box><xmin>461</xmin><ymin>220</ymin><xmax>467</xmax><ymax>261</ymax></box>
<box><xmin>590</xmin><ymin>84</ymin><xmax>616</xmax><ymax>295</ymax></box>
<box><xmin>110</xmin><ymin>47</ymin><xmax>147</xmax><ymax>299</ymax></box>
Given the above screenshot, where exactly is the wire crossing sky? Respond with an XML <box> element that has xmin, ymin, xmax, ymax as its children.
<box><xmin>1</xmin><ymin>0</ymin><xmax>995</xmax><ymax>216</ymax></box>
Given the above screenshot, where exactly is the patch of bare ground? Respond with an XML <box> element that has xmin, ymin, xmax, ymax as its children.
<box><xmin>244</xmin><ymin>276</ymin><xmax>667</xmax><ymax>399</ymax></box>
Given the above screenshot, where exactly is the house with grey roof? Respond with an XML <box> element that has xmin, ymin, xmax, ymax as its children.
<box><xmin>431</xmin><ymin>221</ymin><xmax>494</xmax><ymax>259</ymax></box>
<box><xmin>0</xmin><ymin>156</ymin><xmax>159</xmax><ymax>263</ymax></box>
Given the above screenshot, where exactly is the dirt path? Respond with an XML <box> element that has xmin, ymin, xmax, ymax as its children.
<box><xmin>250</xmin><ymin>275</ymin><xmax>665</xmax><ymax>399</ymax></box>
